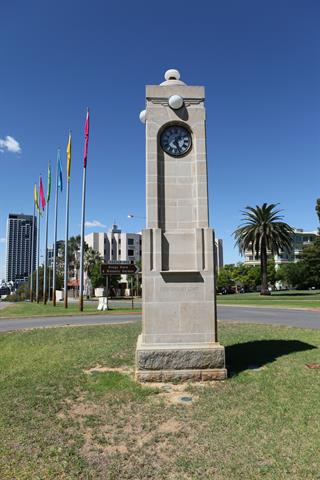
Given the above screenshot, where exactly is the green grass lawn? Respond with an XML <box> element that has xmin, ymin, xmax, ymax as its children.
<box><xmin>0</xmin><ymin>321</ymin><xmax>320</xmax><ymax>479</ymax></box>
<box><xmin>217</xmin><ymin>290</ymin><xmax>320</xmax><ymax>309</ymax></box>
<box><xmin>2</xmin><ymin>290</ymin><xmax>320</xmax><ymax>319</ymax></box>
<box><xmin>0</xmin><ymin>301</ymin><xmax>141</xmax><ymax>318</ymax></box>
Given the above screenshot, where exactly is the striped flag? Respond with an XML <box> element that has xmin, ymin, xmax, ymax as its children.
<box><xmin>67</xmin><ymin>131</ymin><xmax>72</xmax><ymax>181</ymax></box>
<box><xmin>83</xmin><ymin>109</ymin><xmax>89</xmax><ymax>168</ymax></box>
<box><xmin>39</xmin><ymin>176</ymin><xmax>46</xmax><ymax>211</ymax></box>
<box><xmin>46</xmin><ymin>162</ymin><xmax>51</xmax><ymax>203</ymax></box>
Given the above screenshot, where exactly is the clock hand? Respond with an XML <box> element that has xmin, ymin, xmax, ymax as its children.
<box><xmin>174</xmin><ymin>139</ymin><xmax>181</xmax><ymax>153</ymax></box>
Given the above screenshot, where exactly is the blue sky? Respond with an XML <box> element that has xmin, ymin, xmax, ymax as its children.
<box><xmin>1</xmin><ymin>0</ymin><xmax>320</xmax><ymax>279</ymax></box>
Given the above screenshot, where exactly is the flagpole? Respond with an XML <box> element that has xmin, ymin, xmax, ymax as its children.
<box><xmin>30</xmin><ymin>200</ymin><xmax>36</xmax><ymax>302</ymax></box>
<box><xmin>48</xmin><ymin>266</ymin><xmax>51</xmax><ymax>302</ymax></box>
<box><xmin>52</xmin><ymin>150</ymin><xmax>60</xmax><ymax>306</ymax></box>
<box><xmin>79</xmin><ymin>167</ymin><xmax>86</xmax><ymax>311</ymax></box>
<box><xmin>43</xmin><ymin>199</ymin><xmax>49</xmax><ymax>303</ymax></box>
<box><xmin>64</xmin><ymin>132</ymin><xmax>71</xmax><ymax>309</ymax></box>
<box><xmin>43</xmin><ymin>187</ymin><xmax>49</xmax><ymax>304</ymax></box>
<box><xmin>79</xmin><ymin>109</ymin><xmax>89</xmax><ymax>312</ymax></box>
<box><xmin>36</xmin><ymin>206</ymin><xmax>40</xmax><ymax>303</ymax></box>
<box><xmin>64</xmin><ymin>178</ymin><xmax>70</xmax><ymax>308</ymax></box>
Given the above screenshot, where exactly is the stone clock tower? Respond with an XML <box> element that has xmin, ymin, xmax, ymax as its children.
<box><xmin>136</xmin><ymin>69</ymin><xmax>227</xmax><ymax>382</ymax></box>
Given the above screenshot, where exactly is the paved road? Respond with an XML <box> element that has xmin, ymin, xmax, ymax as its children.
<box><xmin>218</xmin><ymin>305</ymin><xmax>320</xmax><ymax>329</ymax></box>
<box><xmin>0</xmin><ymin>305</ymin><xmax>320</xmax><ymax>333</ymax></box>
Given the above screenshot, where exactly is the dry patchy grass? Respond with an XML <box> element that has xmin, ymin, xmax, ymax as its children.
<box><xmin>0</xmin><ymin>321</ymin><xmax>320</xmax><ymax>479</ymax></box>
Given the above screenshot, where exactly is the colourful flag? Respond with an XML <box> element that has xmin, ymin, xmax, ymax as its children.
<box><xmin>39</xmin><ymin>176</ymin><xmax>46</xmax><ymax>211</ymax></box>
<box><xmin>34</xmin><ymin>183</ymin><xmax>40</xmax><ymax>212</ymax></box>
<box><xmin>57</xmin><ymin>149</ymin><xmax>63</xmax><ymax>192</ymax></box>
<box><xmin>46</xmin><ymin>162</ymin><xmax>51</xmax><ymax>203</ymax></box>
<box><xmin>67</xmin><ymin>131</ymin><xmax>72</xmax><ymax>181</ymax></box>
<box><xmin>83</xmin><ymin>109</ymin><xmax>90</xmax><ymax>168</ymax></box>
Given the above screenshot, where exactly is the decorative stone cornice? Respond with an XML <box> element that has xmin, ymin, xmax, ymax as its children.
<box><xmin>147</xmin><ymin>97</ymin><xmax>204</xmax><ymax>106</ymax></box>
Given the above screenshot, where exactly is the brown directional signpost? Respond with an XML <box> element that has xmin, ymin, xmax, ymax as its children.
<box><xmin>100</xmin><ymin>261</ymin><xmax>139</xmax><ymax>310</ymax></box>
<box><xmin>101</xmin><ymin>262</ymin><xmax>138</xmax><ymax>275</ymax></box>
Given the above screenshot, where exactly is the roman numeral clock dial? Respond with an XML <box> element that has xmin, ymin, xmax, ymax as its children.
<box><xmin>160</xmin><ymin>125</ymin><xmax>191</xmax><ymax>157</ymax></box>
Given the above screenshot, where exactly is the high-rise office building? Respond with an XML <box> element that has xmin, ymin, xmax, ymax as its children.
<box><xmin>5</xmin><ymin>213</ymin><xmax>37</xmax><ymax>284</ymax></box>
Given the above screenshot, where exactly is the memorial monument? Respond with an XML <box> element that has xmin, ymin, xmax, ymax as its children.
<box><xmin>136</xmin><ymin>69</ymin><xmax>227</xmax><ymax>382</ymax></box>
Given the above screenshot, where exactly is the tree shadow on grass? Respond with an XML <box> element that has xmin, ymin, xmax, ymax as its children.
<box><xmin>272</xmin><ymin>292</ymin><xmax>319</xmax><ymax>297</ymax></box>
<box><xmin>226</xmin><ymin>340</ymin><xmax>317</xmax><ymax>376</ymax></box>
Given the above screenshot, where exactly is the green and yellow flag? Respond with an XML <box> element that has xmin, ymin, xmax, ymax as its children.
<box><xmin>34</xmin><ymin>183</ymin><xmax>40</xmax><ymax>213</ymax></box>
<box><xmin>46</xmin><ymin>162</ymin><xmax>51</xmax><ymax>203</ymax></box>
<box><xmin>67</xmin><ymin>131</ymin><xmax>72</xmax><ymax>181</ymax></box>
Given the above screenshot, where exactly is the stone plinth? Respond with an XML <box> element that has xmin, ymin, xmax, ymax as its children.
<box><xmin>136</xmin><ymin>334</ymin><xmax>227</xmax><ymax>382</ymax></box>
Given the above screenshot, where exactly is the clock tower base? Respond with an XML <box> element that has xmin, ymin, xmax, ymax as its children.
<box><xmin>136</xmin><ymin>335</ymin><xmax>227</xmax><ymax>382</ymax></box>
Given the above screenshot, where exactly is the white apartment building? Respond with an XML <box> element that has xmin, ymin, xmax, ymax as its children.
<box><xmin>85</xmin><ymin>225</ymin><xmax>142</xmax><ymax>293</ymax></box>
<box><xmin>244</xmin><ymin>228</ymin><xmax>318</xmax><ymax>267</ymax></box>
<box><xmin>85</xmin><ymin>224</ymin><xmax>142</xmax><ymax>265</ymax></box>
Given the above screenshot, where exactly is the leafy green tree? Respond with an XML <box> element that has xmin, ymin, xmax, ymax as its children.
<box><xmin>90</xmin><ymin>263</ymin><xmax>105</xmax><ymax>289</ymax></box>
<box><xmin>276</xmin><ymin>263</ymin><xmax>308</xmax><ymax>289</ymax></box>
<box><xmin>234</xmin><ymin>203</ymin><xmax>293</xmax><ymax>295</ymax></box>
<box><xmin>240</xmin><ymin>266</ymin><xmax>260</xmax><ymax>290</ymax></box>
<box><xmin>235</xmin><ymin>264</ymin><xmax>261</xmax><ymax>290</ymax></box>
<box><xmin>217</xmin><ymin>266</ymin><xmax>234</xmax><ymax>292</ymax></box>
<box><xmin>298</xmin><ymin>238</ymin><xmax>320</xmax><ymax>288</ymax></box>
<box><xmin>267</xmin><ymin>260</ymin><xmax>276</xmax><ymax>286</ymax></box>
<box><xmin>316</xmin><ymin>199</ymin><xmax>320</xmax><ymax>224</ymax></box>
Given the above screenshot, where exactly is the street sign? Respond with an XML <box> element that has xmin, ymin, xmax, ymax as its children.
<box><xmin>101</xmin><ymin>263</ymin><xmax>138</xmax><ymax>275</ymax></box>
<box><xmin>107</xmin><ymin>260</ymin><xmax>131</xmax><ymax>265</ymax></box>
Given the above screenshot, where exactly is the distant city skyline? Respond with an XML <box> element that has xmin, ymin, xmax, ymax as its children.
<box><xmin>5</xmin><ymin>213</ymin><xmax>37</xmax><ymax>284</ymax></box>
<box><xmin>1</xmin><ymin>1</ymin><xmax>320</xmax><ymax>279</ymax></box>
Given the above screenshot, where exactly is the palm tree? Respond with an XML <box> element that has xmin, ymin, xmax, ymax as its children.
<box><xmin>68</xmin><ymin>235</ymin><xmax>81</xmax><ymax>279</ymax></box>
<box><xmin>57</xmin><ymin>235</ymin><xmax>83</xmax><ymax>279</ymax></box>
<box><xmin>84</xmin><ymin>247</ymin><xmax>102</xmax><ymax>276</ymax></box>
<box><xmin>84</xmin><ymin>247</ymin><xmax>103</xmax><ymax>297</ymax></box>
<box><xmin>233</xmin><ymin>203</ymin><xmax>293</xmax><ymax>295</ymax></box>
<box><xmin>315</xmin><ymin>199</ymin><xmax>320</xmax><ymax>224</ymax></box>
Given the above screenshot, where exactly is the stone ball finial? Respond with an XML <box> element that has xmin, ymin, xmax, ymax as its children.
<box><xmin>164</xmin><ymin>69</ymin><xmax>181</xmax><ymax>81</ymax></box>
<box><xmin>169</xmin><ymin>95</ymin><xmax>184</xmax><ymax>110</ymax></box>
<box><xmin>139</xmin><ymin>109</ymin><xmax>146</xmax><ymax>124</ymax></box>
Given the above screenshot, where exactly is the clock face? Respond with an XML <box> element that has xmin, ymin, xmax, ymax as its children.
<box><xmin>160</xmin><ymin>125</ymin><xmax>191</xmax><ymax>157</ymax></box>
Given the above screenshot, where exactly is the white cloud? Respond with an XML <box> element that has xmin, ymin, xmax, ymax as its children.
<box><xmin>0</xmin><ymin>238</ymin><xmax>5</xmax><ymax>244</ymax></box>
<box><xmin>85</xmin><ymin>220</ymin><xmax>106</xmax><ymax>228</ymax></box>
<box><xmin>0</xmin><ymin>135</ymin><xmax>21</xmax><ymax>154</ymax></box>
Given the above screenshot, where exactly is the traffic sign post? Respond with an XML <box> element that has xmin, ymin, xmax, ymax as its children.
<box><xmin>131</xmin><ymin>275</ymin><xmax>134</xmax><ymax>310</ymax></box>
<box><xmin>100</xmin><ymin>262</ymin><xmax>139</xmax><ymax>308</ymax></box>
<box><xmin>100</xmin><ymin>263</ymin><xmax>138</xmax><ymax>276</ymax></box>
